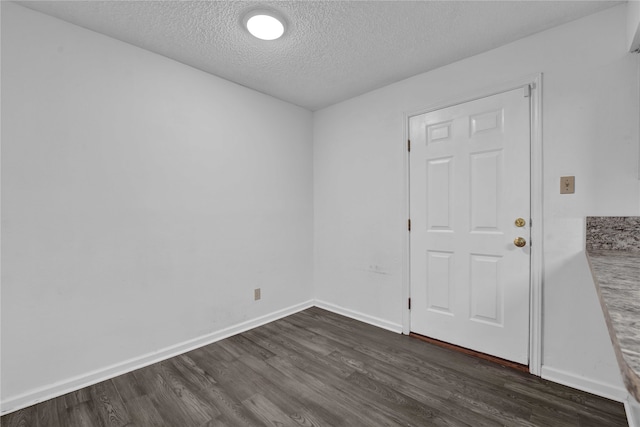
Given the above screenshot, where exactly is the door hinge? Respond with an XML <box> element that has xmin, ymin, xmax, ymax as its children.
<box><xmin>408</xmin><ymin>219</ymin><xmax>411</xmax><ymax>232</ymax></box>
<box><xmin>408</xmin><ymin>298</ymin><xmax>411</xmax><ymax>310</ymax></box>
<box><xmin>407</xmin><ymin>139</ymin><xmax>411</xmax><ymax>152</ymax></box>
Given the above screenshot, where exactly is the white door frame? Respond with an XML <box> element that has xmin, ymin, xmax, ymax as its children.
<box><xmin>402</xmin><ymin>74</ymin><xmax>543</xmax><ymax>376</ymax></box>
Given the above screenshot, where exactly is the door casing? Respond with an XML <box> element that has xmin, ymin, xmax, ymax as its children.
<box><xmin>401</xmin><ymin>74</ymin><xmax>543</xmax><ymax>375</ymax></box>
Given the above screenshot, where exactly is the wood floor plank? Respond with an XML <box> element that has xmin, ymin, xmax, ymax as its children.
<box><xmin>236</xmin><ymin>351</ymin><xmax>347</xmax><ymax>426</ymax></box>
<box><xmin>248</xmin><ymin>326</ymin><xmax>411</xmax><ymax>427</ymax></box>
<box><xmin>1</xmin><ymin>308</ymin><xmax>628</xmax><ymax>427</ymax></box>
<box><xmin>35</xmin><ymin>397</ymin><xmax>62</xmax><ymax>427</ymax></box>
<box><xmin>325</xmin><ymin>349</ymin><xmax>501</xmax><ymax>427</ymax></box>
<box><xmin>88</xmin><ymin>379</ymin><xmax>132</xmax><ymax>427</ymax></box>
<box><xmin>224</xmin><ymin>333</ymin><xmax>277</xmax><ymax>361</ymax></box>
<box><xmin>132</xmin><ymin>362</ymin><xmax>213</xmax><ymax>426</ymax></box>
<box><xmin>262</xmin><ymin>318</ymin><xmax>482</xmax><ymax>425</ymax></box>
<box><xmin>67</xmin><ymin>401</ymin><xmax>105</xmax><ymax>427</ymax></box>
<box><xmin>240</xmin><ymin>327</ymin><xmax>368</xmax><ymax>425</ymax></box>
<box><xmin>1</xmin><ymin>406</ymin><xmax>37</xmax><ymax>427</ymax></box>
<box><xmin>345</xmin><ymin>370</ymin><xmax>462</xmax><ymax>427</ymax></box>
<box><xmin>63</xmin><ymin>387</ymin><xmax>91</xmax><ymax>408</ymax></box>
<box><xmin>173</xmin><ymin>349</ymin><xmax>269</xmax><ymax>426</ymax></box>
<box><xmin>289</xmin><ymin>310</ymin><xmax>604</xmax><ymax>425</ymax></box>
<box><xmin>121</xmin><ymin>395</ymin><xmax>164</xmax><ymax>426</ymax></box>
<box><xmin>265</xmin><ymin>355</ymin><xmax>405</xmax><ymax>427</ymax></box>
<box><xmin>111</xmin><ymin>371</ymin><xmax>147</xmax><ymax>402</ymax></box>
<box><xmin>157</xmin><ymin>359</ymin><xmax>222</xmax><ymax>420</ymax></box>
<box><xmin>242</xmin><ymin>393</ymin><xmax>300</xmax><ymax>427</ymax></box>
<box><xmin>184</xmin><ymin>378</ymin><xmax>263</xmax><ymax>427</ymax></box>
<box><xmin>250</xmin><ymin>322</ymin><xmax>356</xmax><ymax>379</ymax></box>
<box><xmin>216</xmin><ymin>349</ymin><xmax>333</xmax><ymax>426</ymax></box>
<box><xmin>172</xmin><ymin>354</ymin><xmax>219</xmax><ymax>390</ymax></box>
<box><xmin>327</xmin><ymin>343</ymin><xmax>543</xmax><ymax>426</ymax></box>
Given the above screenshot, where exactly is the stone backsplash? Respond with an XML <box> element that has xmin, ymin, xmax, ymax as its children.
<box><xmin>586</xmin><ymin>216</ymin><xmax>640</xmax><ymax>252</ymax></box>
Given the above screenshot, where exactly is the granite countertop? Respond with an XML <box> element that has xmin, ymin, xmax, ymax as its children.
<box><xmin>586</xmin><ymin>217</ymin><xmax>640</xmax><ymax>402</ymax></box>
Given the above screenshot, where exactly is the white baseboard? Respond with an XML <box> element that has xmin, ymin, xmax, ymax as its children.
<box><xmin>541</xmin><ymin>365</ymin><xmax>629</xmax><ymax>402</ymax></box>
<box><xmin>314</xmin><ymin>300</ymin><xmax>403</xmax><ymax>334</ymax></box>
<box><xmin>625</xmin><ymin>396</ymin><xmax>640</xmax><ymax>427</ymax></box>
<box><xmin>0</xmin><ymin>300</ymin><xmax>314</xmax><ymax>415</ymax></box>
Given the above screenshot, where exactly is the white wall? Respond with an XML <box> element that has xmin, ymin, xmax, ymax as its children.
<box><xmin>629</xmin><ymin>1</ymin><xmax>640</xmax><ymax>52</ymax></box>
<box><xmin>314</xmin><ymin>4</ymin><xmax>639</xmax><ymax>398</ymax></box>
<box><xmin>1</xmin><ymin>2</ymin><xmax>313</xmax><ymax>411</ymax></box>
<box><xmin>627</xmin><ymin>397</ymin><xmax>640</xmax><ymax>427</ymax></box>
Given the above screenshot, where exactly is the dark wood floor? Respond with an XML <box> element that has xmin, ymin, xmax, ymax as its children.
<box><xmin>2</xmin><ymin>307</ymin><xmax>628</xmax><ymax>426</ymax></box>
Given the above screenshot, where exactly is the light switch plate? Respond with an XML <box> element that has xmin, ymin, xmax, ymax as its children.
<box><xmin>254</xmin><ymin>288</ymin><xmax>261</xmax><ymax>301</ymax></box>
<box><xmin>560</xmin><ymin>176</ymin><xmax>575</xmax><ymax>194</ymax></box>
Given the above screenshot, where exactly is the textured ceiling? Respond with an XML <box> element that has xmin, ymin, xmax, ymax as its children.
<box><xmin>17</xmin><ymin>0</ymin><xmax>622</xmax><ymax>110</ymax></box>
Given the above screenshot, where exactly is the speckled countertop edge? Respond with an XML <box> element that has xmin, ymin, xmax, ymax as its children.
<box><xmin>587</xmin><ymin>251</ymin><xmax>640</xmax><ymax>401</ymax></box>
<box><xmin>586</xmin><ymin>217</ymin><xmax>640</xmax><ymax>402</ymax></box>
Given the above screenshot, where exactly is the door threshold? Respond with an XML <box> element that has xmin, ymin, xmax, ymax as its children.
<box><xmin>409</xmin><ymin>332</ymin><xmax>529</xmax><ymax>373</ymax></box>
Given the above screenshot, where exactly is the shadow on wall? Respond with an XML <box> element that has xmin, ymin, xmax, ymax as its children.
<box><xmin>543</xmin><ymin>246</ymin><xmax>622</xmax><ymax>382</ymax></box>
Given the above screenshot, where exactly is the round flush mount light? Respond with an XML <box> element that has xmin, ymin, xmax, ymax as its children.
<box><xmin>244</xmin><ymin>11</ymin><xmax>285</xmax><ymax>40</ymax></box>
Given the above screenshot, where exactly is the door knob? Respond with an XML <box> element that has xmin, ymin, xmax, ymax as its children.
<box><xmin>514</xmin><ymin>237</ymin><xmax>527</xmax><ymax>247</ymax></box>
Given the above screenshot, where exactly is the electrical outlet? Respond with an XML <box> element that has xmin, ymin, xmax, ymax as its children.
<box><xmin>560</xmin><ymin>176</ymin><xmax>575</xmax><ymax>194</ymax></box>
<box><xmin>254</xmin><ymin>288</ymin><xmax>261</xmax><ymax>301</ymax></box>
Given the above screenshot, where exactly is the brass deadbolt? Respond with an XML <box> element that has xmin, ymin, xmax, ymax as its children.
<box><xmin>515</xmin><ymin>218</ymin><xmax>526</xmax><ymax>227</ymax></box>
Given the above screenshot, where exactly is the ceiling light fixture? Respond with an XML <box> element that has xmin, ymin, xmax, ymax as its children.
<box><xmin>244</xmin><ymin>11</ymin><xmax>285</xmax><ymax>41</ymax></box>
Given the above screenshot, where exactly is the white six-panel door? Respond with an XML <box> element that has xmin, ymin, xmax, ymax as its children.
<box><xmin>409</xmin><ymin>87</ymin><xmax>531</xmax><ymax>364</ymax></box>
